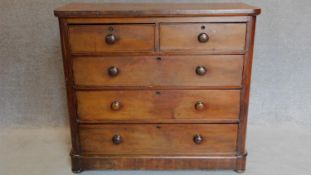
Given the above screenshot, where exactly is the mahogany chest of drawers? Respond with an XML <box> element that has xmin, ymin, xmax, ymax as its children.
<box><xmin>54</xmin><ymin>3</ymin><xmax>260</xmax><ymax>173</ymax></box>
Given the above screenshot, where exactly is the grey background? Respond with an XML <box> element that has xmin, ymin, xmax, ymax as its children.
<box><xmin>1</xmin><ymin>0</ymin><xmax>311</xmax><ymax>175</ymax></box>
<box><xmin>1</xmin><ymin>0</ymin><xmax>311</xmax><ymax>129</ymax></box>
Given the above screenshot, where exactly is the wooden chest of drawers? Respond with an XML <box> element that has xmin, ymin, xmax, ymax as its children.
<box><xmin>54</xmin><ymin>3</ymin><xmax>260</xmax><ymax>173</ymax></box>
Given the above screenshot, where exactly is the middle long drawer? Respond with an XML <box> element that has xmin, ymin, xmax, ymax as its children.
<box><xmin>76</xmin><ymin>90</ymin><xmax>240</xmax><ymax>121</ymax></box>
<box><xmin>72</xmin><ymin>55</ymin><xmax>243</xmax><ymax>87</ymax></box>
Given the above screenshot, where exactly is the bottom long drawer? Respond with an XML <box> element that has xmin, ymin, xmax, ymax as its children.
<box><xmin>79</xmin><ymin>124</ymin><xmax>238</xmax><ymax>155</ymax></box>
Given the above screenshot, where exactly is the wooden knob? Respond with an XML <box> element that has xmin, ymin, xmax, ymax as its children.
<box><xmin>195</xmin><ymin>101</ymin><xmax>205</xmax><ymax>111</ymax></box>
<box><xmin>193</xmin><ymin>134</ymin><xmax>203</xmax><ymax>144</ymax></box>
<box><xmin>112</xmin><ymin>135</ymin><xmax>122</xmax><ymax>145</ymax></box>
<box><xmin>198</xmin><ymin>33</ymin><xmax>209</xmax><ymax>43</ymax></box>
<box><xmin>105</xmin><ymin>34</ymin><xmax>116</xmax><ymax>44</ymax></box>
<box><xmin>108</xmin><ymin>66</ymin><xmax>119</xmax><ymax>77</ymax></box>
<box><xmin>111</xmin><ymin>101</ymin><xmax>121</xmax><ymax>111</ymax></box>
<box><xmin>196</xmin><ymin>66</ymin><xmax>207</xmax><ymax>76</ymax></box>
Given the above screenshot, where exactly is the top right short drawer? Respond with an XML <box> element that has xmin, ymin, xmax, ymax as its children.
<box><xmin>160</xmin><ymin>23</ymin><xmax>246</xmax><ymax>52</ymax></box>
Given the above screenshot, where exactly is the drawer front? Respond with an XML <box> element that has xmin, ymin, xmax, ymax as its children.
<box><xmin>69</xmin><ymin>24</ymin><xmax>155</xmax><ymax>53</ymax></box>
<box><xmin>160</xmin><ymin>23</ymin><xmax>246</xmax><ymax>52</ymax></box>
<box><xmin>76</xmin><ymin>90</ymin><xmax>240</xmax><ymax>121</ymax></box>
<box><xmin>79</xmin><ymin>124</ymin><xmax>238</xmax><ymax>155</ymax></box>
<box><xmin>73</xmin><ymin>55</ymin><xmax>243</xmax><ymax>87</ymax></box>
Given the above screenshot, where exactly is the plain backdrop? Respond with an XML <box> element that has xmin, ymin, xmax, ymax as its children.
<box><xmin>1</xmin><ymin>0</ymin><xmax>310</xmax><ymax>128</ymax></box>
<box><xmin>1</xmin><ymin>1</ymin><xmax>311</xmax><ymax>175</ymax></box>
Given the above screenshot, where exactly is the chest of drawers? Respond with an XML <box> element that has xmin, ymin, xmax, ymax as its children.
<box><xmin>54</xmin><ymin>3</ymin><xmax>260</xmax><ymax>173</ymax></box>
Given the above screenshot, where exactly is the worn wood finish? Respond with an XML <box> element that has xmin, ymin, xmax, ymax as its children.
<box><xmin>54</xmin><ymin>3</ymin><xmax>261</xmax><ymax>17</ymax></box>
<box><xmin>79</xmin><ymin>124</ymin><xmax>237</xmax><ymax>155</ymax></box>
<box><xmin>235</xmin><ymin>17</ymin><xmax>257</xmax><ymax>172</ymax></box>
<box><xmin>72</xmin><ymin>55</ymin><xmax>243</xmax><ymax>87</ymax></box>
<box><xmin>73</xmin><ymin>154</ymin><xmax>246</xmax><ymax>170</ymax></box>
<box><xmin>160</xmin><ymin>23</ymin><xmax>246</xmax><ymax>52</ymax></box>
<box><xmin>54</xmin><ymin>2</ymin><xmax>260</xmax><ymax>173</ymax></box>
<box><xmin>76</xmin><ymin>90</ymin><xmax>240</xmax><ymax>121</ymax></box>
<box><xmin>69</xmin><ymin>24</ymin><xmax>155</xmax><ymax>53</ymax></box>
<box><xmin>66</xmin><ymin>16</ymin><xmax>249</xmax><ymax>24</ymax></box>
<box><xmin>58</xmin><ymin>19</ymin><xmax>81</xmax><ymax>155</ymax></box>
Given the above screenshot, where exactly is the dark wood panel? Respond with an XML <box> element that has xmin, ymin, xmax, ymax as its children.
<box><xmin>69</xmin><ymin>24</ymin><xmax>155</xmax><ymax>53</ymax></box>
<box><xmin>72</xmin><ymin>55</ymin><xmax>243</xmax><ymax>87</ymax></box>
<box><xmin>79</xmin><ymin>124</ymin><xmax>238</xmax><ymax>155</ymax></box>
<box><xmin>70</xmin><ymin>153</ymin><xmax>247</xmax><ymax>172</ymax></box>
<box><xmin>76</xmin><ymin>90</ymin><xmax>240</xmax><ymax>121</ymax></box>
<box><xmin>57</xmin><ymin>19</ymin><xmax>81</xmax><ymax>154</ymax></box>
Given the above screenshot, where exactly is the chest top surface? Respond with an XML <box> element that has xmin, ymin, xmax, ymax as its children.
<box><xmin>54</xmin><ymin>3</ymin><xmax>261</xmax><ymax>18</ymax></box>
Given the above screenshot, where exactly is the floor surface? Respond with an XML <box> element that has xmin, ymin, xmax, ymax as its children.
<box><xmin>1</xmin><ymin>124</ymin><xmax>310</xmax><ymax>175</ymax></box>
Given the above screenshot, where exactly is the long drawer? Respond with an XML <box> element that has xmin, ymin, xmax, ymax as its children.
<box><xmin>79</xmin><ymin>124</ymin><xmax>238</xmax><ymax>155</ymax></box>
<box><xmin>72</xmin><ymin>55</ymin><xmax>243</xmax><ymax>87</ymax></box>
<box><xmin>76</xmin><ymin>90</ymin><xmax>240</xmax><ymax>121</ymax></box>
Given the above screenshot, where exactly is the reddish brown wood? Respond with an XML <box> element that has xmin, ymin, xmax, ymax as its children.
<box><xmin>54</xmin><ymin>3</ymin><xmax>261</xmax><ymax>17</ymax></box>
<box><xmin>79</xmin><ymin>124</ymin><xmax>238</xmax><ymax>155</ymax></box>
<box><xmin>76</xmin><ymin>90</ymin><xmax>240</xmax><ymax>121</ymax></box>
<box><xmin>58</xmin><ymin>19</ymin><xmax>80</xmax><ymax>155</ymax></box>
<box><xmin>78</xmin><ymin>155</ymin><xmax>240</xmax><ymax>170</ymax></box>
<box><xmin>54</xmin><ymin>3</ymin><xmax>260</xmax><ymax>173</ymax></box>
<box><xmin>160</xmin><ymin>23</ymin><xmax>246</xmax><ymax>52</ymax></box>
<box><xmin>72</xmin><ymin>55</ymin><xmax>244</xmax><ymax>87</ymax></box>
<box><xmin>236</xmin><ymin>16</ymin><xmax>257</xmax><ymax>172</ymax></box>
<box><xmin>69</xmin><ymin>24</ymin><xmax>155</xmax><ymax>53</ymax></box>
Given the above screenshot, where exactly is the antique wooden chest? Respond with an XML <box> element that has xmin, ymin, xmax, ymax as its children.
<box><xmin>54</xmin><ymin>3</ymin><xmax>260</xmax><ymax>173</ymax></box>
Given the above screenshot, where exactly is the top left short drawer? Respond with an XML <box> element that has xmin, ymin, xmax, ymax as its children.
<box><xmin>68</xmin><ymin>24</ymin><xmax>155</xmax><ymax>54</ymax></box>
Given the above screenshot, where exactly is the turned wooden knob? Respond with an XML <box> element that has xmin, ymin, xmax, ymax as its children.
<box><xmin>112</xmin><ymin>135</ymin><xmax>122</xmax><ymax>145</ymax></box>
<box><xmin>111</xmin><ymin>101</ymin><xmax>121</xmax><ymax>111</ymax></box>
<box><xmin>196</xmin><ymin>66</ymin><xmax>207</xmax><ymax>76</ymax></box>
<box><xmin>198</xmin><ymin>33</ymin><xmax>209</xmax><ymax>43</ymax></box>
<box><xmin>193</xmin><ymin>134</ymin><xmax>203</xmax><ymax>144</ymax></box>
<box><xmin>195</xmin><ymin>101</ymin><xmax>206</xmax><ymax>111</ymax></box>
<box><xmin>108</xmin><ymin>66</ymin><xmax>119</xmax><ymax>77</ymax></box>
<box><xmin>105</xmin><ymin>34</ymin><xmax>116</xmax><ymax>44</ymax></box>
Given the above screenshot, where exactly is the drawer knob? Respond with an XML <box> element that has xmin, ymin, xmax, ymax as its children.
<box><xmin>195</xmin><ymin>101</ymin><xmax>206</xmax><ymax>111</ymax></box>
<box><xmin>195</xmin><ymin>66</ymin><xmax>207</xmax><ymax>76</ymax></box>
<box><xmin>193</xmin><ymin>134</ymin><xmax>203</xmax><ymax>144</ymax></box>
<box><xmin>108</xmin><ymin>66</ymin><xmax>119</xmax><ymax>77</ymax></box>
<box><xmin>111</xmin><ymin>101</ymin><xmax>121</xmax><ymax>111</ymax></box>
<box><xmin>198</xmin><ymin>33</ymin><xmax>209</xmax><ymax>43</ymax></box>
<box><xmin>105</xmin><ymin>34</ymin><xmax>116</xmax><ymax>44</ymax></box>
<box><xmin>112</xmin><ymin>135</ymin><xmax>123</xmax><ymax>145</ymax></box>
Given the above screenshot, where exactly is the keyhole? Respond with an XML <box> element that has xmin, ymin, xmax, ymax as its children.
<box><xmin>201</xmin><ymin>25</ymin><xmax>205</xmax><ymax>30</ymax></box>
<box><xmin>155</xmin><ymin>91</ymin><xmax>161</xmax><ymax>95</ymax></box>
<box><xmin>156</xmin><ymin>57</ymin><xmax>162</xmax><ymax>61</ymax></box>
<box><xmin>108</xmin><ymin>26</ymin><xmax>114</xmax><ymax>32</ymax></box>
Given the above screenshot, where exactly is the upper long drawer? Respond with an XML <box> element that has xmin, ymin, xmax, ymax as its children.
<box><xmin>72</xmin><ymin>55</ymin><xmax>243</xmax><ymax>87</ymax></box>
<box><xmin>68</xmin><ymin>24</ymin><xmax>155</xmax><ymax>53</ymax></box>
<box><xmin>160</xmin><ymin>23</ymin><xmax>246</xmax><ymax>52</ymax></box>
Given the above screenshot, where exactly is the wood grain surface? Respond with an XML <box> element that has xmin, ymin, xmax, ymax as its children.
<box><xmin>79</xmin><ymin>124</ymin><xmax>238</xmax><ymax>155</ymax></box>
<box><xmin>69</xmin><ymin>24</ymin><xmax>155</xmax><ymax>53</ymax></box>
<box><xmin>72</xmin><ymin>55</ymin><xmax>243</xmax><ymax>87</ymax></box>
<box><xmin>160</xmin><ymin>23</ymin><xmax>246</xmax><ymax>52</ymax></box>
<box><xmin>76</xmin><ymin>90</ymin><xmax>240</xmax><ymax>121</ymax></box>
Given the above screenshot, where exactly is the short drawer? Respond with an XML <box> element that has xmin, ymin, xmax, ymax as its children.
<box><xmin>76</xmin><ymin>90</ymin><xmax>240</xmax><ymax>121</ymax></box>
<box><xmin>72</xmin><ymin>55</ymin><xmax>243</xmax><ymax>87</ymax></box>
<box><xmin>160</xmin><ymin>23</ymin><xmax>246</xmax><ymax>52</ymax></box>
<box><xmin>79</xmin><ymin>124</ymin><xmax>238</xmax><ymax>155</ymax></box>
<box><xmin>69</xmin><ymin>24</ymin><xmax>155</xmax><ymax>53</ymax></box>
